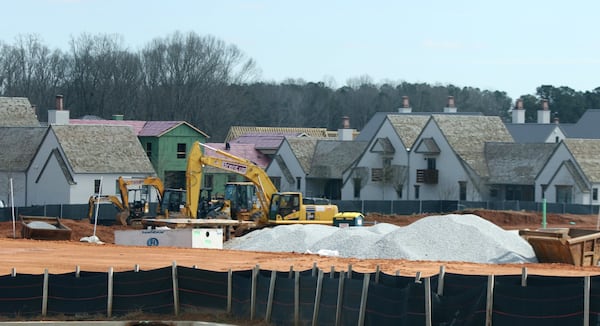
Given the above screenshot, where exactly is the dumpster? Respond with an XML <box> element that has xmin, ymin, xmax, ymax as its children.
<box><xmin>519</xmin><ymin>228</ymin><xmax>600</xmax><ymax>266</ymax></box>
<box><xmin>20</xmin><ymin>215</ymin><xmax>72</xmax><ymax>241</ymax></box>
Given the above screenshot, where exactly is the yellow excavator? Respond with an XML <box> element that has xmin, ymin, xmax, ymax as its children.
<box><xmin>88</xmin><ymin>176</ymin><xmax>187</xmax><ymax>225</ymax></box>
<box><xmin>184</xmin><ymin>141</ymin><xmax>364</xmax><ymax>227</ymax></box>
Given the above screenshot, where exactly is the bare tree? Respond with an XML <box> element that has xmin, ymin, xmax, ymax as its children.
<box><xmin>0</xmin><ymin>35</ymin><xmax>66</xmax><ymax>114</ymax></box>
<box><xmin>140</xmin><ymin>31</ymin><xmax>258</xmax><ymax>136</ymax></box>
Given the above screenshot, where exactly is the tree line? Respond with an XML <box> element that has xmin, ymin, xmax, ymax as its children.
<box><xmin>1</xmin><ymin>32</ymin><xmax>600</xmax><ymax>141</ymax></box>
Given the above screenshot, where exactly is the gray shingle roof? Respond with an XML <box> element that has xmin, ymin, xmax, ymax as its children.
<box><xmin>563</xmin><ymin>138</ymin><xmax>600</xmax><ymax>182</ymax></box>
<box><xmin>505</xmin><ymin>123</ymin><xmax>563</xmax><ymax>143</ymax></box>
<box><xmin>432</xmin><ymin>115</ymin><xmax>514</xmax><ymax>177</ymax></box>
<box><xmin>485</xmin><ymin>142</ymin><xmax>556</xmax><ymax>184</ymax></box>
<box><xmin>387</xmin><ymin>115</ymin><xmax>431</xmax><ymax>150</ymax></box>
<box><xmin>287</xmin><ymin>138</ymin><xmax>319</xmax><ymax>174</ymax></box>
<box><xmin>51</xmin><ymin>125</ymin><xmax>155</xmax><ymax>174</ymax></box>
<box><xmin>562</xmin><ymin>110</ymin><xmax>600</xmax><ymax>139</ymax></box>
<box><xmin>0</xmin><ymin>127</ymin><xmax>46</xmax><ymax>172</ymax></box>
<box><xmin>0</xmin><ymin>97</ymin><xmax>40</xmax><ymax>127</ymax></box>
<box><xmin>355</xmin><ymin>111</ymin><xmax>483</xmax><ymax>142</ymax></box>
<box><xmin>309</xmin><ymin>141</ymin><xmax>368</xmax><ymax>178</ymax></box>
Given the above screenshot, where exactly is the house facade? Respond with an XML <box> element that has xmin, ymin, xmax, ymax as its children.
<box><xmin>341</xmin><ymin>114</ymin><xmax>430</xmax><ymax>200</ymax></box>
<box><xmin>0</xmin><ymin>127</ymin><xmax>46</xmax><ymax>206</ymax></box>
<box><xmin>27</xmin><ymin>123</ymin><xmax>155</xmax><ymax>205</ymax></box>
<box><xmin>485</xmin><ymin>142</ymin><xmax>556</xmax><ymax>201</ymax></box>
<box><xmin>267</xmin><ymin>138</ymin><xmax>317</xmax><ymax>194</ymax></box>
<box><xmin>408</xmin><ymin>115</ymin><xmax>514</xmax><ymax>201</ymax></box>
<box><xmin>536</xmin><ymin>139</ymin><xmax>600</xmax><ymax>204</ymax></box>
<box><xmin>0</xmin><ymin>97</ymin><xmax>44</xmax><ymax>206</ymax></box>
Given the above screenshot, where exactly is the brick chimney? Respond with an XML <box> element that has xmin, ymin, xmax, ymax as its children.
<box><xmin>48</xmin><ymin>94</ymin><xmax>70</xmax><ymax>125</ymax></box>
<box><xmin>512</xmin><ymin>98</ymin><xmax>525</xmax><ymax>124</ymax></box>
<box><xmin>338</xmin><ymin>116</ymin><xmax>355</xmax><ymax>141</ymax></box>
<box><xmin>443</xmin><ymin>96</ymin><xmax>457</xmax><ymax>113</ymax></box>
<box><xmin>398</xmin><ymin>96</ymin><xmax>412</xmax><ymax>113</ymax></box>
<box><xmin>537</xmin><ymin>99</ymin><xmax>550</xmax><ymax>124</ymax></box>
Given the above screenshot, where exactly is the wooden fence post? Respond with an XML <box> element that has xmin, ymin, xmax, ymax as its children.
<box><xmin>172</xmin><ymin>261</ymin><xmax>179</xmax><ymax>316</ymax></box>
<box><xmin>357</xmin><ymin>273</ymin><xmax>370</xmax><ymax>325</ymax></box>
<box><xmin>584</xmin><ymin>275</ymin><xmax>590</xmax><ymax>326</ymax></box>
<box><xmin>41</xmin><ymin>269</ymin><xmax>48</xmax><ymax>317</ymax></box>
<box><xmin>107</xmin><ymin>267</ymin><xmax>114</xmax><ymax>318</ymax></box>
<box><xmin>485</xmin><ymin>275</ymin><xmax>495</xmax><ymax>326</ymax></box>
<box><xmin>437</xmin><ymin>265</ymin><xmax>446</xmax><ymax>295</ymax></box>
<box><xmin>265</xmin><ymin>270</ymin><xmax>276</xmax><ymax>323</ymax></box>
<box><xmin>312</xmin><ymin>269</ymin><xmax>324</xmax><ymax>326</ymax></box>
<box><xmin>335</xmin><ymin>270</ymin><xmax>346</xmax><ymax>326</ymax></box>
<box><xmin>294</xmin><ymin>270</ymin><xmax>300</xmax><ymax>326</ymax></box>
<box><xmin>251</xmin><ymin>265</ymin><xmax>258</xmax><ymax>320</ymax></box>
<box><xmin>425</xmin><ymin>277</ymin><xmax>432</xmax><ymax>326</ymax></box>
<box><xmin>227</xmin><ymin>269</ymin><xmax>232</xmax><ymax>314</ymax></box>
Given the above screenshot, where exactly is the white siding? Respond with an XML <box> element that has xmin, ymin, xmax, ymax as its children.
<box><xmin>341</xmin><ymin>119</ymin><xmax>410</xmax><ymax>200</ymax></box>
<box><xmin>535</xmin><ymin>143</ymin><xmax>595</xmax><ymax>204</ymax></box>
<box><xmin>0</xmin><ymin>172</ymin><xmax>26</xmax><ymax>206</ymax></box>
<box><xmin>266</xmin><ymin>140</ymin><xmax>306</xmax><ymax>193</ymax></box>
<box><xmin>409</xmin><ymin>121</ymin><xmax>475</xmax><ymax>201</ymax></box>
<box><xmin>27</xmin><ymin>130</ymin><xmax>152</xmax><ymax>205</ymax></box>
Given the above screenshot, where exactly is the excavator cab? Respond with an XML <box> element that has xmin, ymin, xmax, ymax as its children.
<box><xmin>127</xmin><ymin>188</ymin><xmax>150</xmax><ymax>220</ymax></box>
<box><xmin>159</xmin><ymin>188</ymin><xmax>186</xmax><ymax>218</ymax></box>
<box><xmin>223</xmin><ymin>182</ymin><xmax>258</xmax><ymax>220</ymax></box>
<box><xmin>268</xmin><ymin>193</ymin><xmax>302</xmax><ymax>221</ymax></box>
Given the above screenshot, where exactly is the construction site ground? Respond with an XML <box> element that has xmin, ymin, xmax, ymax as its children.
<box><xmin>2</xmin><ymin>209</ymin><xmax>600</xmax><ymax>324</ymax></box>
<box><xmin>2</xmin><ymin>209</ymin><xmax>600</xmax><ymax>277</ymax></box>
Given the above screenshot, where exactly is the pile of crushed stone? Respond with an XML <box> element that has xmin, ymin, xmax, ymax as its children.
<box><xmin>225</xmin><ymin>214</ymin><xmax>538</xmax><ymax>264</ymax></box>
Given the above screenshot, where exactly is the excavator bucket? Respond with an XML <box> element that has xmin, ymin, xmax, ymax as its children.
<box><xmin>116</xmin><ymin>210</ymin><xmax>129</xmax><ymax>226</ymax></box>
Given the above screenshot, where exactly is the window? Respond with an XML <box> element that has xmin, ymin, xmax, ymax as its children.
<box><xmin>426</xmin><ymin>157</ymin><xmax>436</xmax><ymax>170</ymax></box>
<box><xmin>94</xmin><ymin>179</ymin><xmax>101</xmax><ymax>194</ymax></box>
<box><xmin>296</xmin><ymin>177</ymin><xmax>302</xmax><ymax>190</ymax></box>
<box><xmin>271</xmin><ymin>177</ymin><xmax>281</xmax><ymax>190</ymax></box>
<box><xmin>414</xmin><ymin>185</ymin><xmax>420</xmax><ymax>199</ymax></box>
<box><xmin>353</xmin><ymin>178</ymin><xmax>361</xmax><ymax>198</ymax></box>
<box><xmin>177</xmin><ymin>143</ymin><xmax>186</xmax><ymax>159</ymax></box>
<box><xmin>556</xmin><ymin>186</ymin><xmax>572</xmax><ymax>203</ymax></box>
<box><xmin>146</xmin><ymin>142</ymin><xmax>152</xmax><ymax>158</ymax></box>
<box><xmin>203</xmin><ymin>174</ymin><xmax>214</xmax><ymax>188</ymax></box>
<box><xmin>594</xmin><ymin>188</ymin><xmax>599</xmax><ymax>201</ymax></box>
<box><xmin>371</xmin><ymin>168</ymin><xmax>383</xmax><ymax>182</ymax></box>
<box><xmin>459</xmin><ymin>181</ymin><xmax>467</xmax><ymax>200</ymax></box>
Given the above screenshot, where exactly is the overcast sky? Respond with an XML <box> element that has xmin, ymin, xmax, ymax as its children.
<box><xmin>2</xmin><ymin>0</ymin><xmax>599</xmax><ymax>99</ymax></box>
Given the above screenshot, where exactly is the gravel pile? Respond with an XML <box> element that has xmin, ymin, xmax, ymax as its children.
<box><xmin>225</xmin><ymin>214</ymin><xmax>538</xmax><ymax>264</ymax></box>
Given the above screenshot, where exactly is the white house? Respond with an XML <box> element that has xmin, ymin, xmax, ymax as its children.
<box><xmin>0</xmin><ymin>127</ymin><xmax>46</xmax><ymax>206</ymax></box>
<box><xmin>408</xmin><ymin>115</ymin><xmax>514</xmax><ymax>201</ymax></box>
<box><xmin>27</xmin><ymin>123</ymin><xmax>155</xmax><ymax>205</ymax></box>
<box><xmin>536</xmin><ymin>138</ymin><xmax>600</xmax><ymax>204</ymax></box>
<box><xmin>341</xmin><ymin>114</ymin><xmax>430</xmax><ymax>200</ymax></box>
<box><xmin>0</xmin><ymin>97</ymin><xmax>44</xmax><ymax>206</ymax></box>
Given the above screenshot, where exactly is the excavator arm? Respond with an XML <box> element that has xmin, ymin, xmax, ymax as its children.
<box><xmin>185</xmin><ymin>141</ymin><xmax>277</xmax><ymax>221</ymax></box>
<box><xmin>118</xmin><ymin>176</ymin><xmax>165</xmax><ymax>205</ymax></box>
<box><xmin>87</xmin><ymin>194</ymin><xmax>128</xmax><ymax>224</ymax></box>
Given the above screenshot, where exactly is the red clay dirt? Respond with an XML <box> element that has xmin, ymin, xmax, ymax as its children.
<box><xmin>1</xmin><ymin>209</ymin><xmax>600</xmax><ymax>277</ymax></box>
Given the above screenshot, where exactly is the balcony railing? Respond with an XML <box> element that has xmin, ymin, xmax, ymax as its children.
<box><xmin>416</xmin><ymin>169</ymin><xmax>438</xmax><ymax>184</ymax></box>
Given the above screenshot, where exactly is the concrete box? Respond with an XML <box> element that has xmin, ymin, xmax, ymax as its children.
<box><xmin>115</xmin><ymin>228</ymin><xmax>223</xmax><ymax>249</ymax></box>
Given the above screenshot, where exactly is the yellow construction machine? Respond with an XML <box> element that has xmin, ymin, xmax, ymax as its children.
<box><xmin>88</xmin><ymin>176</ymin><xmax>188</xmax><ymax>225</ymax></box>
<box><xmin>184</xmin><ymin>141</ymin><xmax>364</xmax><ymax>227</ymax></box>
